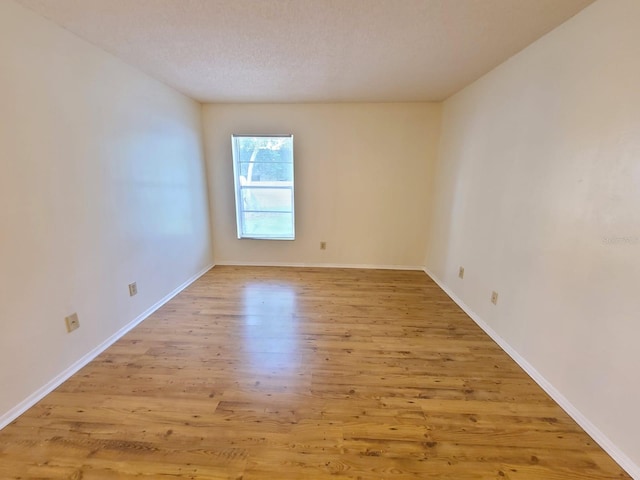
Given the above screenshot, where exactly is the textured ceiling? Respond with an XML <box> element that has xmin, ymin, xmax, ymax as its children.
<box><xmin>16</xmin><ymin>0</ymin><xmax>594</xmax><ymax>103</ymax></box>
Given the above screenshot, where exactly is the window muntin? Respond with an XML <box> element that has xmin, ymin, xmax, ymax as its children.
<box><xmin>232</xmin><ymin>135</ymin><xmax>295</xmax><ymax>240</ymax></box>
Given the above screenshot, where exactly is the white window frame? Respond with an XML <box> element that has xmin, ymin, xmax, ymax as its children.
<box><xmin>231</xmin><ymin>134</ymin><xmax>295</xmax><ymax>240</ymax></box>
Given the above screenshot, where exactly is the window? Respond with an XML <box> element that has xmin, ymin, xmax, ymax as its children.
<box><xmin>232</xmin><ymin>135</ymin><xmax>295</xmax><ymax>240</ymax></box>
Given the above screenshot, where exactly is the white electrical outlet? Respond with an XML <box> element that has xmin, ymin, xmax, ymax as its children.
<box><xmin>458</xmin><ymin>266</ymin><xmax>464</xmax><ymax>279</ymax></box>
<box><xmin>129</xmin><ymin>282</ymin><xmax>138</xmax><ymax>296</ymax></box>
<box><xmin>491</xmin><ymin>291</ymin><xmax>498</xmax><ymax>305</ymax></box>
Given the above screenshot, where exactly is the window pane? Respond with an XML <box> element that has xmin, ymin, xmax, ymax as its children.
<box><xmin>238</xmin><ymin>162</ymin><xmax>293</xmax><ymax>182</ymax></box>
<box><xmin>242</xmin><ymin>212</ymin><xmax>294</xmax><ymax>238</ymax></box>
<box><xmin>232</xmin><ymin>135</ymin><xmax>295</xmax><ymax>240</ymax></box>
<box><xmin>240</xmin><ymin>187</ymin><xmax>292</xmax><ymax>212</ymax></box>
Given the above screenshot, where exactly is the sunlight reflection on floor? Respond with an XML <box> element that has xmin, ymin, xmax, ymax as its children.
<box><xmin>241</xmin><ymin>282</ymin><xmax>301</xmax><ymax>377</ymax></box>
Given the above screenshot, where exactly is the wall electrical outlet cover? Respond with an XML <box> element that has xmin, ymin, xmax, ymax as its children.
<box><xmin>458</xmin><ymin>266</ymin><xmax>464</xmax><ymax>279</ymax></box>
<box><xmin>491</xmin><ymin>291</ymin><xmax>499</xmax><ymax>305</ymax></box>
<box><xmin>320</xmin><ymin>241</ymin><xmax>327</xmax><ymax>250</ymax></box>
<box><xmin>129</xmin><ymin>282</ymin><xmax>138</xmax><ymax>296</ymax></box>
<box><xmin>65</xmin><ymin>313</ymin><xmax>80</xmax><ymax>333</ymax></box>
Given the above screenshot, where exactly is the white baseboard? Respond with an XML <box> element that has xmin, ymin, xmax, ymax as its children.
<box><xmin>0</xmin><ymin>263</ymin><xmax>214</xmax><ymax>431</ymax></box>
<box><xmin>423</xmin><ymin>267</ymin><xmax>639</xmax><ymax>480</ymax></box>
<box><xmin>214</xmin><ymin>260</ymin><xmax>425</xmax><ymax>271</ymax></box>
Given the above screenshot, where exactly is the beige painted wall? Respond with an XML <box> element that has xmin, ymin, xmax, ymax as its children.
<box><xmin>203</xmin><ymin>103</ymin><xmax>441</xmax><ymax>268</ymax></box>
<box><xmin>427</xmin><ymin>0</ymin><xmax>640</xmax><ymax>472</ymax></box>
<box><xmin>0</xmin><ymin>1</ymin><xmax>212</xmax><ymax>421</ymax></box>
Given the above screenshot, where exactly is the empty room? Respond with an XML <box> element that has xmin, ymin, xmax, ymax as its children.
<box><xmin>1</xmin><ymin>0</ymin><xmax>638</xmax><ymax>478</ymax></box>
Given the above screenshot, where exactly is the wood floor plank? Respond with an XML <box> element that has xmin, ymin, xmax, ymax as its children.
<box><xmin>0</xmin><ymin>266</ymin><xmax>630</xmax><ymax>479</ymax></box>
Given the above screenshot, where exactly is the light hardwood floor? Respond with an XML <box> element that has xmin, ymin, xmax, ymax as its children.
<box><xmin>0</xmin><ymin>266</ymin><xmax>630</xmax><ymax>479</ymax></box>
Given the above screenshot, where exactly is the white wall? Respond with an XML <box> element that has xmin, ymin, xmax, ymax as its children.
<box><xmin>427</xmin><ymin>0</ymin><xmax>640</xmax><ymax>474</ymax></box>
<box><xmin>203</xmin><ymin>103</ymin><xmax>441</xmax><ymax>268</ymax></box>
<box><xmin>0</xmin><ymin>1</ymin><xmax>212</xmax><ymax>422</ymax></box>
